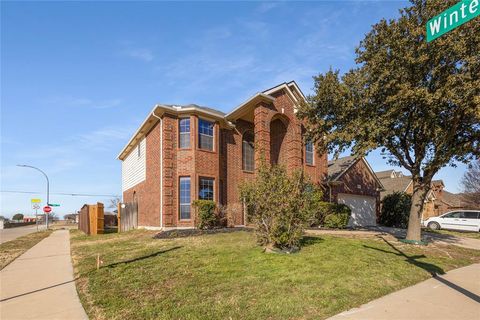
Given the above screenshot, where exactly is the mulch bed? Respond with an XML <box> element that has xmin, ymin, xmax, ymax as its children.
<box><xmin>154</xmin><ymin>227</ymin><xmax>252</xmax><ymax>239</ymax></box>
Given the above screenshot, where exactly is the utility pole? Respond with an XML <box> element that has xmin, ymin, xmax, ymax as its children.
<box><xmin>17</xmin><ymin>165</ymin><xmax>50</xmax><ymax>229</ymax></box>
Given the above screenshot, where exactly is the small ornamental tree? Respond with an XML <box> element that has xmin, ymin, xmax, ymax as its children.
<box><xmin>12</xmin><ymin>213</ymin><xmax>24</xmax><ymax>221</ymax></box>
<box><xmin>298</xmin><ymin>0</ymin><xmax>479</xmax><ymax>242</ymax></box>
<box><xmin>379</xmin><ymin>192</ymin><xmax>412</xmax><ymax>229</ymax></box>
<box><xmin>192</xmin><ymin>200</ymin><xmax>217</xmax><ymax>229</ymax></box>
<box><xmin>240</xmin><ymin>164</ymin><xmax>322</xmax><ymax>251</ymax></box>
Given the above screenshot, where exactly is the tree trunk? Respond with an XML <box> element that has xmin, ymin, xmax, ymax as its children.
<box><xmin>405</xmin><ymin>178</ymin><xmax>430</xmax><ymax>242</ymax></box>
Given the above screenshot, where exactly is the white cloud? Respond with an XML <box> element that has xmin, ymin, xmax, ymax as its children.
<box><xmin>256</xmin><ymin>2</ymin><xmax>280</xmax><ymax>13</ymax></box>
<box><xmin>42</xmin><ymin>96</ymin><xmax>123</xmax><ymax>109</ymax></box>
<box><xmin>125</xmin><ymin>48</ymin><xmax>154</xmax><ymax>62</ymax></box>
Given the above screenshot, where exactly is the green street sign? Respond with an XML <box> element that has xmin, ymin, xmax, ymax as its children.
<box><xmin>427</xmin><ymin>0</ymin><xmax>479</xmax><ymax>42</ymax></box>
<box><xmin>48</xmin><ymin>203</ymin><xmax>61</xmax><ymax>207</ymax></box>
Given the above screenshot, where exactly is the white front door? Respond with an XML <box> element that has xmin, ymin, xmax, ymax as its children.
<box><xmin>337</xmin><ymin>193</ymin><xmax>377</xmax><ymax>227</ymax></box>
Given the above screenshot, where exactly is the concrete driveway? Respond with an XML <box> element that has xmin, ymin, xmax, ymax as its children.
<box><xmin>328</xmin><ymin>263</ymin><xmax>480</xmax><ymax>320</ymax></box>
<box><xmin>0</xmin><ymin>225</ymin><xmax>46</xmax><ymax>244</ymax></box>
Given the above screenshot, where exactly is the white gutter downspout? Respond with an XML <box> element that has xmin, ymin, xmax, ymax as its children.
<box><xmin>152</xmin><ymin>109</ymin><xmax>163</xmax><ymax>229</ymax></box>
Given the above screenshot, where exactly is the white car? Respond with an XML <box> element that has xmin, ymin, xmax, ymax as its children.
<box><xmin>423</xmin><ymin>210</ymin><xmax>480</xmax><ymax>232</ymax></box>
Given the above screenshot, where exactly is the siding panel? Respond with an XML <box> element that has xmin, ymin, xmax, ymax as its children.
<box><xmin>122</xmin><ymin>137</ymin><xmax>146</xmax><ymax>192</ymax></box>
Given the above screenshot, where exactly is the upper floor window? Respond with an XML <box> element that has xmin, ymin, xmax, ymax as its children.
<box><xmin>305</xmin><ymin>140</ymin><xmax>314</xmax><ymax>165</ymax></box>
<box><xmin>179</xmin><ymin>118</ymin><xmax>190</xmax><ymax>149</ymax></box>
<box><xmin>199</xmin><ymin>177</ymin><xmax>214</xmax><ymax>201</ymax></box>
<box><xmin>242</xmin><ymin>131</ymin><xmax>255</xmax><ymax>172</ymax></box>
<box><xmin>198</xmin><ymin>119</ymin><xmax>214</xmax><ymax>151</ymax></box>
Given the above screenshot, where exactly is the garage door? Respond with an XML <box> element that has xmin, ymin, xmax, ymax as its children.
<box><xmin>337</xmin><ymin>193</ymin><xmax>377</xmax><ymax>227</ymax></box>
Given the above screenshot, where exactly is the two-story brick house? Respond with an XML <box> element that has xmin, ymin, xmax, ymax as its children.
<box><xmin>118</xmin><ymin>81</ymin><xmax>329</xmax><ymax>229</ymax></box>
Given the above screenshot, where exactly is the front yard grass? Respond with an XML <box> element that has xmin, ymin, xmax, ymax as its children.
<box><xmin>424</xmin><ymin>228</ymin><xmax>480</xmax><ymax>240</ymax></box>
<box><xmin>0</xmin><ymin>230</ymin><xmax>52</xmax><ymax>270</ymax></box>
<box><xmin>70</xmin><ymin>229</ymin><xmax>480</xmax><ymax>320</ymax></box>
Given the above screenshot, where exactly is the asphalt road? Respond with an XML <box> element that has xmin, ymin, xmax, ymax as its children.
<box><xmin>0</xmin><ymin>225</ymin><xmax>46</xmax><ymax>244</ymax></box>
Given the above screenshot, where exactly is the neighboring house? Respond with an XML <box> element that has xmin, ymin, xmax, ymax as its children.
<box><xmin>376</xmin><ymin>170</ymin><xmax>474</xmax><ymax>220</ymax></box>
<box><xmin>326</xmin><ymin>156</ymin><xmax>384</xmax><ymax>227</ymax></box>
<box><xmin>118</xmin><ymin>81</ymin><xmax>328</xmax><ymax>230</ymax></box>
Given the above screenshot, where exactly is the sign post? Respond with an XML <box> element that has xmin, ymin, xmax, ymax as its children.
<box><xmin>43</xmin><ymin>206</ymin><xmax>52</xmax><ymax>229</ymax></box>
<box><xmin>31</xmin><ymin>199</ymin><xmax>41</xmax><ymax>231</ymax></box>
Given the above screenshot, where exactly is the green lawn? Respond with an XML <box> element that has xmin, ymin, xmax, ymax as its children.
<box><xmin>0</xmin><ymin>230</ymin><xmax>52</xmax><ymax>270</ymax></box>
<box><xmin>70</xmin><ymin>229</ymin><xmax>480</xmax><ymax>320</ymax></box>
<box><xmin>424</xmin><ymin>228</ymin><xmax>480</xmax><ymax>240</ymax></box>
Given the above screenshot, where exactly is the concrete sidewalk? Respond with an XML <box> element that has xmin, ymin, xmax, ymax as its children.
<box><xmin>0</xmin><ymin>230</ymin><xmax>88</xmax><ymax>320</ymax></box>
<box><xmin>328</xmin><ymin>263</ymin><xmax>480</xmax><ymax>320</ymax></box>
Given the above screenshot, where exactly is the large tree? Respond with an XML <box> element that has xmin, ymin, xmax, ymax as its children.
<box><xmin>461</xmin><ymin>160</ymin><xmax>480</xmax><ymax>207</ymax></box>
<box><xmin>298</xmin><ymin>0</ymin><xmax>479</xmax><ymax>241</ymax></box>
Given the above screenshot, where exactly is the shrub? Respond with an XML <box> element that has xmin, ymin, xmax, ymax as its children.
<box><xmin>192</xmin><ymin>200</ymin><xmax>217</xmax><ymax>229</ymax></box>
<box><xmin>321</xmin><ymin>203</ymin><xmax>351</xmax><ymax>228</ymax></box>
<box><xmin>12</xmin><ymin>213</ymin><xmax>24</xmax><ymax>221</ymax></box>
<box><xmin>240</xmin><ymin>164</ymin><xmax>322</xmax><ymax>251</ymax></box>
<box><xmin>379</xmin><ymin>192</ymin><xmax>411</xmax><ymax>228</ymax></box>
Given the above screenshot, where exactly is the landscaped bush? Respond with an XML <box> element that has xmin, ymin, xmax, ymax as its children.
<box><xmin>192</xmin><ymin>200</ymin><xmax>217</xmax><ymax>229</ymax></box>
<box><xmin>322</xmin><ymin>203</ymin><xmax>351</xmax><ymax>228</ymax></box>
<box><xmin>379</xmin><ymin>192</ymin><xmax>411</xmax><ymax>228</ymax></box>
<box><xmin>240</xmin><ymin>164</ymin><xmax>322</xmax><ymax>251</ymax></box>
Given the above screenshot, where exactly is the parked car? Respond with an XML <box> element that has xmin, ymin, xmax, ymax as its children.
<box><xmin>423</xmin><ymin>210</ymin><xmax>480</xmax><ymax>232</ymax></box>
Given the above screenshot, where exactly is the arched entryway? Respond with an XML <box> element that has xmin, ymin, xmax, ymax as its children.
<box><xmin>269</xmin><ymin>116</ymin><xmax>288</xmax><ymax>166</ymax></box>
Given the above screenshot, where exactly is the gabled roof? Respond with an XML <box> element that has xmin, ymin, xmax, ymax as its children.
<box><xmin>262</xmin><ymin>81</ymin><xmax>305</xmax><ymax>105</ymax></box>
<box><xmin>379</xmin><ymin>176</ymin><xmax>412</xmax><ymax>198</ymax></box>
<box><xmin>441</xmin><ymin>191</ymin><xmax>467</xmax><ymax>207</ymax></box>
<box><xmin>117</xmin><ymin>103</ymin><xmax>229</xmax><ymax>160</ymax></box>
<box><xmin>327</xmin><ymin>156</ymin><xmax>384</xmax><ymax>189</ymax></box>
<box><xmin>375</xmin><ymin>170</ymin><xmax>396</xmax><ymax>179</ymax></box>
<box><xmin>225</xmin><ymin>93</ymin><xmax>275</xmax><ymax>121</ymax></box>
<box><xmin>118</xmin><ymin>80</ymin><xmax>304</xmax><ymax>160</ymax></box>
<box><xmin>327</xmin><ymin>156</ymin><xmax>357</xmax><ymax>181</ymax></box>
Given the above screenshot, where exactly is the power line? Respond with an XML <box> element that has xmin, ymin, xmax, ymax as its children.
<box><xmin>1</xmin><ymin>190</ymin><xmax>120</xmax><ymax>197</ymax></box>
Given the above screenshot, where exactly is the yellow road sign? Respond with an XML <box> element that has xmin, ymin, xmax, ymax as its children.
<box><xmin>31</xmin><ymin>198</ymin><xmax>41</xmax><ymax>203</ymax></box>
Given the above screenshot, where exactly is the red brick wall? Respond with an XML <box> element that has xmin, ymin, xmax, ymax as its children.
<box><xmin>124</xmin><ymin>88</ymin><xmax>328</xmax><ymax>228</ymax></box>
<box><xmin>329</xmin><ymin>159</ymin><xmax>381</xmax><ymax>215</ymax></box>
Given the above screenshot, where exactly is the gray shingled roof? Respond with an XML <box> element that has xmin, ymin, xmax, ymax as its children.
<box><xmin>163</xmin><ymin>104</ymin><xmax>226</xmax><ymax>116</ymax></box>
<box><xmin>327</xmin><ymin>156</ymin><xmax>358</xmax><ymax>181</ymax></box>
<box><xmin>379</xmin><ymin>176</ymin><xmax>412</xmax><ymax>198</ymax></box>
<box><xmin>376</xmin><ymin>170</ymin><xmax>395</xmax><ymax>179</ymax></box>
<box><xmin>441</xmin><ymin>191</ymin><xmax>466</xmax><ymax>207</ymax></box>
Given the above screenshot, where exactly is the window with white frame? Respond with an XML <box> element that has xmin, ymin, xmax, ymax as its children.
<box><xmin>179</xmin><ymin>118</ymin><xmax>190</xmax><ymax>149</ymax></box>
<box><xmin>198</xmin><ymin>119</ymin><xmax>214</xmax><ymax>151</ymax></box>
<box><xmin>305</xmin><ymin>140</ymin><xmax>314</xmax><ymax>165</ymax></box>
<box><xmin>199</xmin><ymin>177</ymin><xmax>214</xmax><ymax>201</ymax></box>
<box><xmin>179</xmin><ymin>177</ymin><xmax>191</xmax><ymax>219</ymax></box>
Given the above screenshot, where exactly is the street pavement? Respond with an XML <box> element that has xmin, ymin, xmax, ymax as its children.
<box><xmin>328</xmin><ymin>263</ymin><xmax>480</xmax><ymax>320</ymax></box>
<box><xmin>0</xmin><ymin>230</ymin><xmax>88</xmax><ymax>320</ymax></box>
<box><xmin>0</xmin><ymin>225</ymin><xmax>46</xmax><ymax>244</ymax></box>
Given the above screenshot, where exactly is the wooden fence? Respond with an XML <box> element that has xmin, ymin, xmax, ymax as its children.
<box><xmin>118</xmin><ymin>202</ymin><xmax>138</xmax><ymax>232</ymax></box>
<box><xmin>79</xmin><ymin>202</ymin><xmax>104</xmax><ymax>235</ymax></box>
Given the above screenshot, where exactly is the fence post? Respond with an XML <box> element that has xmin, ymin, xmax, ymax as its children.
<box><xmin>117</xmin><ymin>203</ymin><xmax>121</xmax><ymax>233</ymax></box>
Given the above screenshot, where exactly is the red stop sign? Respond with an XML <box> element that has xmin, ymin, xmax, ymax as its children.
<box><xmin>43</xmin><ymin>206</ymin><xmax>52</xmax><ymax>213</ymax></box>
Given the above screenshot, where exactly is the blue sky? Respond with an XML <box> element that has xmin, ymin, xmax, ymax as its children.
<box><xmin>1</xmin><ymin>1</ymin><xmax>469</xmax><ymax>218</ymax></box>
